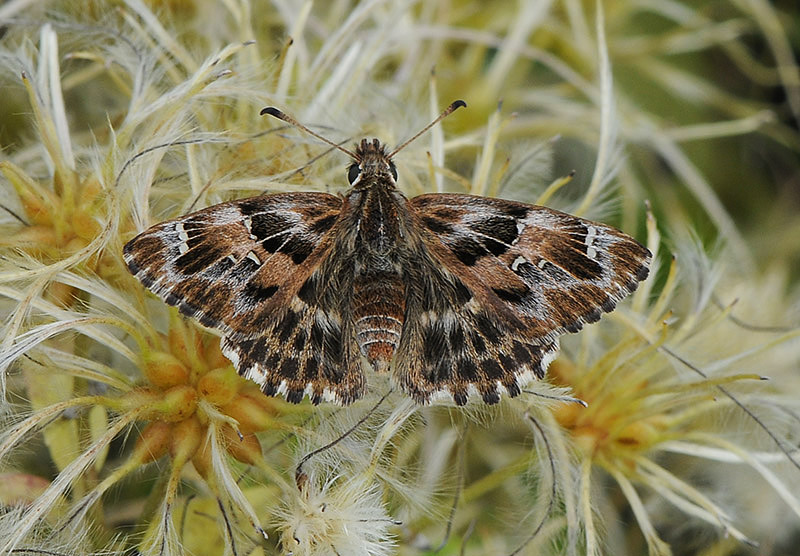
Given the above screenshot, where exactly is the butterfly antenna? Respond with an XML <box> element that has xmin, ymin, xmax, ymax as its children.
<box><xmin>260</xmin><ymin>106</ymin><xmax>359</xmax><ymax>159</ymax></box>
<box><xmin>388</xmin><ymin>99</ymin><xmax>466</xmax><ymax>158</ymax></box>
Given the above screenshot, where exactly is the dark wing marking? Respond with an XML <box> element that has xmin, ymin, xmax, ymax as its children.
<box><xmin>221</xmin><ymin>300</ymin><xmax>365</xmax><ymax>405</ymax></box>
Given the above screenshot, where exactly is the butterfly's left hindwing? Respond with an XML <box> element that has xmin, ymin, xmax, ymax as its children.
<box><xmin>124</xmin><ymin>192</ymin><xmax>369</xmax><ymax>405</ymax></box>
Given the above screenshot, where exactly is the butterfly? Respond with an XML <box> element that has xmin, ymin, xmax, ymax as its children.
<box><xmin>123</xmin><ymin>101</ymin><xmax>651</xmax><ymax>406</ymax></box>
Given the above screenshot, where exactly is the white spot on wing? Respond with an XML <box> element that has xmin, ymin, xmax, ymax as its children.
<box><xmin>511</xmin><ymin>255</ymin><xmax>527</xmax><ymax>271</ymax></box>
<box><xmin>514</xmin><ymin>221</ymin><xmax>525</xmax><ymax>243</ymax></box>
<box><xmin>540</xmin><ymin>341</ymin><xmax>560</xmax><ymax>373</ymax></box>
<box><xmin>243</xmin><ymin>216</ymin><xmax>257</xmax><ymax>240</ymax></box>
<box><xmin>585</xmin><ymin>225</ymin><xmax>598</xmax><ymax>260</ymax></box>
<box><xmin>276</xmin><ymin>380</ymin><xmax>288</xmax><ymax>397</ymax></box>
<box><xmin>221</xmin><ymin>339</ymin><xmax>241</xmax><ymax>368</ymax></box>
<box><xmin>176</xmin><ymin>222</ymin><xmax>188</xmax><ymax>241</ymax></box>
<box><xmin>176</xmin><ymin>222</ymin><xmax>189</xmax><ymax>254</ymax></box>
<box><xmin>585</xmin><ymin>225</ymin><xmax>597</xmax><ymax>246</ymax></box>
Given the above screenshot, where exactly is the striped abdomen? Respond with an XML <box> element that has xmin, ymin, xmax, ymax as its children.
<box><xmin>353</xmin><ymin>272</ymin><xmax>405</xmax><ymax>373</ymax></box>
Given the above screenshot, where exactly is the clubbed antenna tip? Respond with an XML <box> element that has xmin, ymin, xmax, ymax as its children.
<box><xmin>388</xmin><ymin>100</ymin><xmax>467</xmax><ymax>158</ymax></box>
<box><xmin>259</xmin><ymin>100</ymin><xmax>467</xmax><ymax>160</ymax></box>
<box><xmin>260</xmin><ymin>106</ymin><xmax>358</xmax><ymax>159</ymax></box>
<box><xmin>259</xmin><ymin>106</ymin><xmax>283</xmax><ymax>118</ymax></box>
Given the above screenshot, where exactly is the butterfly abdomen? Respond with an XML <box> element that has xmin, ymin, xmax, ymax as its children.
<box><xmin>353</xmin><ymin>272</ymin><xmax>405</xmax><ymax>373</ymax></box>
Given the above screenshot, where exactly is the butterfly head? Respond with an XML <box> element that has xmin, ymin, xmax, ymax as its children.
<box><xmin>348</xmin><ymin>138</ymin><xmax>398</xmax><ymax>189</ymax></box>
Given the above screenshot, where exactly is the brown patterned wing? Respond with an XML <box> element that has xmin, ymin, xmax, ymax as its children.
<box><xmin>123</xmin><ymin>192</ymin><xmax>366</xmax><ymax>404</ymax></box>
<box><xmin>396</xmin><ymin>193</ymin><xmax>651</xmax><ymax>405</ymax></box>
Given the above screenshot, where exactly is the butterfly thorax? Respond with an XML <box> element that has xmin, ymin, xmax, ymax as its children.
<box><xmin>345</xmin><ymin>138</ymin><xmax>405</xmax><ymax>255</ymax></box>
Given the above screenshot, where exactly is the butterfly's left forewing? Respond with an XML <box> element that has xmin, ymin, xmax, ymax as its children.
<box><xmin>396</xmin><ymin>193</ymin><xmax>651</xmax><ymax>405</ymax></box>
<box><xmin>124</xmin><ymin>193</ymin><xmax>340</xmax><ymax>336</ymax></box>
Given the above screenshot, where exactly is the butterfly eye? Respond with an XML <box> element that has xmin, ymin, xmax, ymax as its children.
<box><xmin>347</xmin><ymin>164</ymin><xmax>361</xmax><ymax>184</ymax></box>
<box><xmin>389</xmin><ymin>162</ymin><xmax>398</xmax><ymax>181</ymax></box>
